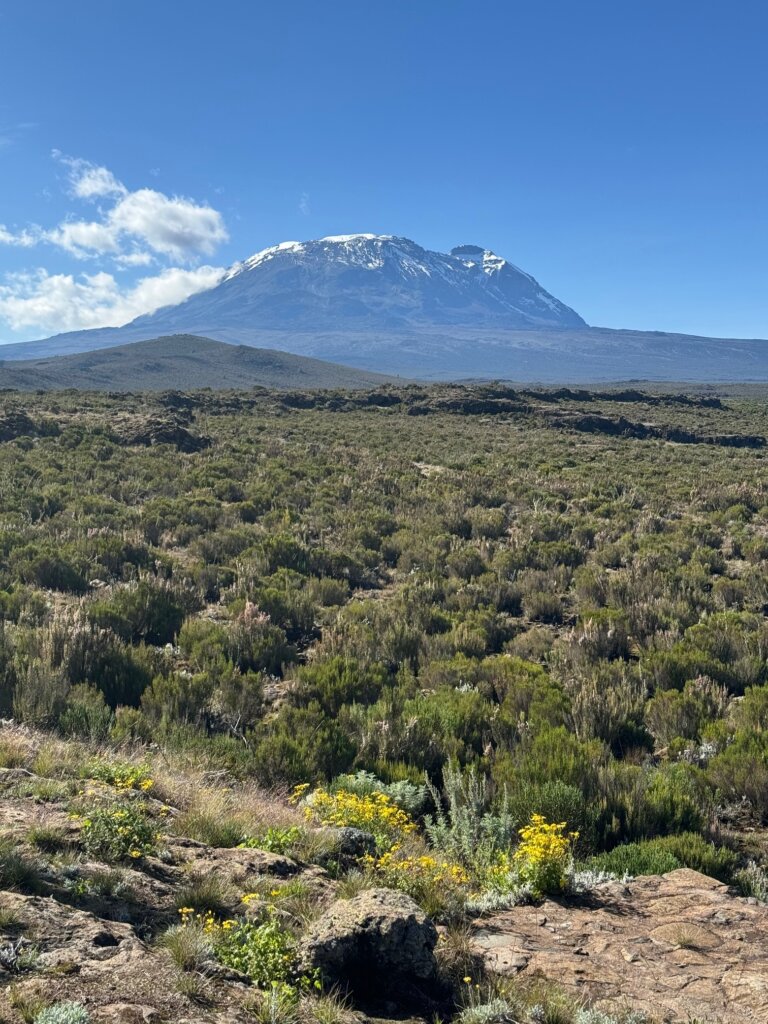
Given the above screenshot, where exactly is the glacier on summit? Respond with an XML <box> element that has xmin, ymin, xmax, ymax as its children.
<box><xmin>208</xmin><ymin>233</ymin><xmax>586</xmax><ymax>331</ymax></box>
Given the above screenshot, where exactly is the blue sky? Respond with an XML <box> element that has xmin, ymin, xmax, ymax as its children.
<box><xmin>1</xmin><ymin>0</ymin><xmax>767</xmax><ymax>343</ymax></box>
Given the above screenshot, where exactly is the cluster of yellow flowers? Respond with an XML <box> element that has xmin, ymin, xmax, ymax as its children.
<box><xmin>296</xmin><ymin>786</ymin><xmax>416</xmax><ymax>847</ymax></box>
<box><xmin>178</xmin><ymin>907</ymin><xmax>237</xmax><ymax>934</ymax></box>
<box><xmin>87</xmin><ymin>759</ymin><xmax>154</xmax><ymax>793</ymax></box>
<box><xmin>369</xmin><ymin>846</ymin><xmax>470</xmax><ymax>886</ymax></box>
<box><xmin>513</xmin><ymin>813</ymin><xmax>578</xmax><ymax>897</ymax></box>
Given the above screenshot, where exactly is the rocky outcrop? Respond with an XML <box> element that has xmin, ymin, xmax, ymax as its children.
<box><xmin>0</xmin><ymin>411</ymin><xmax>59</xmax><ymax>442</ymax></box>
<box><xmin>299</xmin><ymin>887</ymin><xmax>438</xmax><ymax>992</ymax></box>
<box><xmin>116</xmin><ymin>416</ymin><xmax>211</xmax><ymax>452</ymax></box>
<box><xmin>471</xmin><ymin>868</ymin><xmax>768</xmax><ymax>1023</ymax></box>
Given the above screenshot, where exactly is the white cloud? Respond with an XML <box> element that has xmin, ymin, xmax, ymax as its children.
<box><xmin>48</xmin><ymin>219</ymin><xmax>120</xmax><ymax>255</ymax></box>
<box><xmin>0</xmin><ymin>155</ymin><xmax>232</xmax><ymax>338</ymax></box>
<box><xmin>115</xmin><ymin>251</ymin><xmax>154</xmax><ymax>268</ymax></box>
<box><xmin>43</xmin><ymin>186</ymin><xmax>228</xmax><ymax>261</ymax></box>
<box><xmin>109</xmin><ymin>188</ymin><xmax>228</xmax><ymax>259</ymax></box>
<box><xmin>0</xmin><ymin>265</ymin><xmax>225</xmax><ymax>334</ymax></box>
<box><xmin>58</xmin><ymin>156</ymin><xmax>127</xmax><ymax>200</ymax></box>
<box><xmin>0</xmin><ymin>225</ymin><xmax>40</xmax><ymax>247</ymax></box>
<box><xmin>0</xmin><ymin>154</ymin><xmax>229</xmax><ymax>262</ymax></box>
<box><xmin>299</xmin><ymin>192</ymin><xmax>311</xmax><ymax>216</ymax></box>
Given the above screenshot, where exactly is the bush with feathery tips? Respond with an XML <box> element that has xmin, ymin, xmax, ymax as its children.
<box><xmin>513</xmin><ymin>814</ymin><xmax>577</xmax><ymax>898</ymax></box>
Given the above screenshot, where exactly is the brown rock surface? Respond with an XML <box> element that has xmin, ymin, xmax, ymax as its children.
<box><xmin>470</xmin><ymin>868</ymin><xmax>768</xmax><ymax>1023</ymax></box>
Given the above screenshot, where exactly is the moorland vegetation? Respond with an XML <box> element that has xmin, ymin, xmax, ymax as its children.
<box><xmin>0</xmin><ymin>382</ymin><xmax>767</xmax><ymax>1022</ymax></box>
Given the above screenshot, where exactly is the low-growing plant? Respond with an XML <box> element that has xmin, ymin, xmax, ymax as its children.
<box><xmin>0</xmin><ymin>733</ymin><xmax>32</xmax><ymax>769</ymax></box>
<box><xmin>0</xmin><ymin>837</ymin><xmax>42</xmax><ymax>892</ymax></box>
<box><xmin>34</xmin><ymin>1001</ymin><xmax>91</xmax><ymax>1024</ymax></box>
<box><xmin>160</xmin><ymin>920</ymin><xmax>213</xmax><ymax>971</ymax></box>
<box><xmin>84</xmin><ymin>758</ymin><xmax>154</xmax><ymax>793</ymax></box>
<box><xmin>62</xmin><ymin>864</ymin><xmax>133</xmax><ymax>902</ymax></box>
<box><xmin>176</xmin><ymin>869</ymin><xmax>235</xmax><ymax>917</ymax></box>
<box><xmin>174</xmin><ymin>789</ymin><xmax>248</xmax><ymax>848</ymax></box>
<box><xmin>435</xmin><ymin>923</ymin><xmax>484</xmax><ymax>987</ymax></box>
<box><xmin>583</xmin><ymin>832</ymin><xmax>737</xmax><ymax>882</ymax></box>
<box><xmin>240</xmin><ymin>825</ymin><xmax>305</xmax><ymax>855</ymax></box>
<box><xmin>27</xmin><ymin>824</ymin><xmax>68</xmax><ymax>853</ymax></box>
<box><xmin>243</xmin><ymin>879</ymin><xmax>325</xmax><ymax>927</ymax></box>
<box><xmin>13</xmin><ymin>778</ymin><xmax>76</xmax><ymax>803</ymax></box>
<box><xmin>9</xmin><ymin>985</ymin><xmax>46</xmax><ymax>1024</ymax></box>
<box><xmin>78</xmin><ymin>802</ymin><xmax>157</xmax><ymax>862</ymax></box>
<box><xmin>365</xmin><ymin>845</ymin><xmax>469</xmax><ymax>919</ymax></box>
<box><xmin>300</xmin><ymin>987</ymin><xmax>355</xmax><ymax>1024</ymax></box>
<box><xmin>247</xmin><ymin>981</ymin><xmax>302</xmax><ymax>1024</ymax></box>
<box><xmin>735</xmin><ymin>860</ymin><xmax>768</xmax><ymax>903</ymax></box>
<box><xmin>330</xmin><ymin>770</ymin><xmax>428</xmax><ymax>815</ymax></box>
<box><xmin>179</xmin><ymin>906</ymin><xmax>318</xmax><ymax>991</ymax></box>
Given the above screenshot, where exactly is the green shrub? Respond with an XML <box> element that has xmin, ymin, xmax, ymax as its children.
<box><xmin>189</xmin><ymin>908</ymin><xmax>317</xmax><ymax>991</ymax></box>
<box><xmin>0</xmin><ymin>836</ymin><xmax>42</xmax><ymax>891</ymax></box>
<box><xmin>240</xmin><ymin>826</ymin><xmax>305</xmax><ymax>855</ymax></box>
<box><xmin>88</xmin><ymin>579</ymin><xmax>186</xmax><ymax>645</ymax></box>
<box><xmin>585</xmin><ymin>832</ymin><xmax>737</xmax><ymax>881</ymax></box>
<box><xmin>290</xmin><ymin>658</ymin><xmax>388</xmax><ymax>716</ymax></box>
<box><xmin>58</xmin><ymin>684</ymin><xmax>113</xmax><ymax>740</ymax></box>
<box><xmin>79</xmin><ymin>803</ymin><xmax>157</xmax><ymax>862</ymax></box>
<box><xmin>707</xmin><ymin>730</ymin><xmax>768</xmax><ymax>821</ymax></box>
<box><xmin>735</xmin><ymin>861</ymin><xmax>768</xmax><ymax>903</ymax></box>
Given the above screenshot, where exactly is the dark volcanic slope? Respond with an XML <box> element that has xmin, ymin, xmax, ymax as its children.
<box><xmin>0</xmin><ymin>335</ymin><xmax>404</xmax><ymax>391</ymax></box>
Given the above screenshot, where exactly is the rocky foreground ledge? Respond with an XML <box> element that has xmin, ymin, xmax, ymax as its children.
<box><xmin>3</xmin><ymin>848</ymin><xmax>767</xmax><ymax>1022</ymax></box>
<box><xmin>471</xmin><ymin>868</ymin><xmax>768</xmax><ymax>1024</ymax></box>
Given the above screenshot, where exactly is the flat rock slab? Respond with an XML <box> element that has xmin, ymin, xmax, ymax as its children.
<box><xmin>470</xmin><ymin>868</ymin><xmax>768</xmax><ymax>1023</ymax></box>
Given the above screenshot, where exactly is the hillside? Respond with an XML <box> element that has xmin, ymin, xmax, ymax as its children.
<box><xmin>0</xmin><ymin>334</ymin><xmax>404</xmax><ymax>391</ymax></box>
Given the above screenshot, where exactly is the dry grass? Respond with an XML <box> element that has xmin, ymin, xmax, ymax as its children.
<box><xmin>159</xmin><ymin>921</ymin><xmax>212</xmax><ymax>971</ymax></box>
<box><xmin>299</xmin><ymin>989</ymin><xmax>356</xmax><ymax>1024</ymax></box>
<box><xmin>8</xmin><ymin>983</ymin><xmax>47</xmax><ymax>1023</ymax></box>
<box><xmin>175</xmin><ymin>868</ymin><xmax>237</xmax><ymax>917</ymax></box>
<box><xmin>172</xmin><ymin>783</ymin><xmax>303</xmax><ymax>849</ymax></box>
<box><xmin>436</xmin><ymin>923</ymin><xmax>485</xmax><ymax>987</ymax></box>
<box><xmin>32</xmin><ymin>736</ymin><xmax>90</xmax><ymax>779</ymax></box>
<box><xmin>0</xmin><ymin>728</ymin><xmax>36</xmax><ymax>771</ymax></box>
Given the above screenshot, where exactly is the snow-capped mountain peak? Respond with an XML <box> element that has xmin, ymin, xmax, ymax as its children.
<box><xmin>142</xmin><ymin>233</ymin><xmax>587</xmax><ymax>333</ymax></box>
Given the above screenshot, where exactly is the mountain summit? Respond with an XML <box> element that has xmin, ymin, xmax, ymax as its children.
<box><xmin>129</xmin><ymin>233</ymin><xmax>586</xmax><ymax>333</ymax></box>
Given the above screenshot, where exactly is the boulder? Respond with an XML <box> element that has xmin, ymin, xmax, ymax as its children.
<box><xmin>299</xmin><ymin>887</ymin><xmax>438</xmax><ymax>988</ymax></box>
<box><xmin>315</xmin><ymin>827</ymin><xmax>377</xmax><ymax>870</ymax></box>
